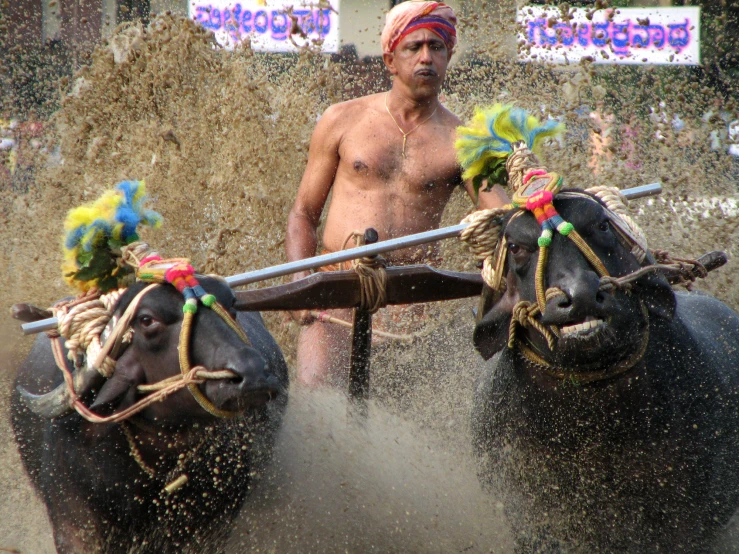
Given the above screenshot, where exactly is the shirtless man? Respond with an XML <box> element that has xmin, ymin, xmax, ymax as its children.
<box><xmin>285</xmin><ymin>1</ymin><xmax>507</xmax><ymax>387</ymax></box>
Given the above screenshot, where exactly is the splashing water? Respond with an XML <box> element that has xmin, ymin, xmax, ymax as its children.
<box><xmin>1</xmin><ymin>5</ymin><xmax>738</xmax><ymax>552</ymax></box>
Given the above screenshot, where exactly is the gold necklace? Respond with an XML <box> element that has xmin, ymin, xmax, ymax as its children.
<box><xmin>384</xmin><ymin>92</ymin><xmax>439</xmax><ymax>158</ymax></box>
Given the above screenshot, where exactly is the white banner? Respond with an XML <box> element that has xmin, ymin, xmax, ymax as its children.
<box><xmin>189</xmin><ymin>0</ymin><xmax>340</xmax><ymax>53</ymax></box>
<box><xmin>518</xmin><ymin>6</ymin><xmax>700</xmax><ymax>65</ymax></box>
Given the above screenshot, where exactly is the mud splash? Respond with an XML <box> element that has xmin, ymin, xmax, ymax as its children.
<box><xmin>1</xmin><ymin>8</ymin><xmax>738</xmax><ymax>553</ymax></box>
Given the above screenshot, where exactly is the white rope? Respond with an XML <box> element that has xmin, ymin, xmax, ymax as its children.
<box><xmin>459</xmin><ymin>207</ymin><xmax>510</xmax><ymax>289</ymax></box>
<box><xmin>51</xmin><ymin>288</ymin><xmax>126</xmax><ymax>378</ymax></box>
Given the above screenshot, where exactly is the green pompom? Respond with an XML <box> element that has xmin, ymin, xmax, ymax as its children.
<box><xmin>538</xmin><ymin>235</ymin><xmax>552</xmax><ymax>247</ymax></box>
<box><xmin>201</xmin><ymin>294</ymin><xmax>217</xmax><ymax>307</ymax></box>
<box><xmin>183</xmin><ymin>302</ymin><xmax>198</xmax><ymax>314</ymax></box>
<box><xmin>558</xmin><ymin>222</ymin><xmax>574</xmax><ymax>236</ymax></box>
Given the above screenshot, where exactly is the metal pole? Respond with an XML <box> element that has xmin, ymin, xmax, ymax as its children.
<box><xmin>20</xmin><ymin>183</ymin><xmax>662</xmax><ymax>335</ymax></box>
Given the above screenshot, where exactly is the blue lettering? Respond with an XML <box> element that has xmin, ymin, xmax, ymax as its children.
<box><xmin>554</xmin><ymin>23</ymin><xmax>574</xmax><ymax>46</ymax></box>
<box><xmin>293</xmin><ymin>9</ymin><xmax>312</xmax><ymax>35</ymax></box>
<box><xmin>592</xmin><ymin>22</ymin><xmax>609</xmax><ymax>47</ymax></box>
<box><xmin>195</xmin><ymin>6</ymin><xmax>211</xmax><ymax>27</ymax></box>
<box><xmin>632</xmin><ymin>24</ymin><xmax>649</xmax><ymax>48</ymax></box>
<box><xmin>209</xmin><ymin>8</ymin><xmax>222</xmax><ymax>31</ymax></box>
<box><xmin>271</xmin><ymin>11</ymin><xmax>289</xmax><ymax>41</ymax></box>
<box><xmin>611</xmin><ymin>22</ymin><xmax>630</xmax><ymax>54</ymax></box>
<box><xmin>241</xmin><ymin>10</ymin><xmax>252</xmax><ymax>34</ymax></box>
<box><xmin>667</xmin><ymin>20</ymin><xmax>690</xmax><ymax>52</ymax></box>
<box><xmin>317</xmin><ymin>9</ymin><xmax>331</xmax><ymax>37</ymax></box>
<box><xmin>648</xmin><ymin>24</ymin><xmax>665</xmax><ymax>47</ymax></box>
<box><xmin>528</xmin><ymin>19</ymin><xmax>557</xmax><ymax>46</ymax></box>
<box><xmin>253</xmin><ymin>10</ymin><xmax>268</xmax><ymax>34</ymax></box>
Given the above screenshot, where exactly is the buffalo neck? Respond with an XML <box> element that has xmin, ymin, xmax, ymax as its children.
<box><xmin>507</xmin><ymin>312</ymin><xmax>706</xmax><ymax>447</ymax></box>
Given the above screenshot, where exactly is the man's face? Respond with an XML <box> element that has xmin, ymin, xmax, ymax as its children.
<box><xmin>384</xmin><ymin>28</ymin><xmax>452</xmax><ymax>95</ymax></box>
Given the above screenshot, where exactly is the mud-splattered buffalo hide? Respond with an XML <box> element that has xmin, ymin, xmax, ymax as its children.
<box><xmin>472</xmin><ymin>194</ymin><xmax>739</xmax><ymax>553</ymax></box>
<box><xmin>12</xmin><ymin>276</ymin><xmax>288</xmax><ymax>554</ymax></box>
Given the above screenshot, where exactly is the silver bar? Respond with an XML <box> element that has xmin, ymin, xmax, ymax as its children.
<box><xmin>21</xmin><ymin>183</ymin><xmax>661</xmax><ymax>335</ymax></box>
<box><xmin>224</xmin><ymin>223</ymin><xmax>468</xmax><ymax>287</ymax></box>
<box><xmin>620</xmin><ymin>182</ymin><xmax>661</xmax><ymax>200</ymax></box>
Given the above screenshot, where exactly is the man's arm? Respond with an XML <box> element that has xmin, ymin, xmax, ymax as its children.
<box><xmin>285</xmin><ymin>104</ymin><xmax>344</xmax><ymax>279</ymax></box>
<box><xmin>463</xmin><ymin>180</ymin><xmax>510</xmax><ymax>209</ymax></box>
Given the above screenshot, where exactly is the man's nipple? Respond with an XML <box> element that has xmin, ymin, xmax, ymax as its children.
<box><xmin>353</xmin><ymin>160</ymin><xmax>369</xmax><ymax>173</ymax></box>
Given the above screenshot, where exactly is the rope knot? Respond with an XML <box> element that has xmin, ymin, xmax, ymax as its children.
<box><xmin>507</xmin><ymin>300</ymin><xmax>557</xmax><ymax>352</ymax></box>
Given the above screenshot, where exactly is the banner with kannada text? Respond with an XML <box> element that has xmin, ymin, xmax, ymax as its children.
<box><xmin>518</xmin><ymin>6</ymin><xmax>700</xmax><ymax>65</ymax></box>
<box><xmin>189</xmin><ymin>0</ymin><xmax>340</xmax><ymax>53</ymax></box>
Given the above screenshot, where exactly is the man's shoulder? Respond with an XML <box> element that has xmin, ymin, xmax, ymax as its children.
<box><xmin>439</xmin><ymin>103</ymin><xmax>463</xmax><ymax>128</ymax></box>
<box><xmin>321</xmin><ymin>93</ymin><xmax>382</xmax><ymax>120</ymax></box>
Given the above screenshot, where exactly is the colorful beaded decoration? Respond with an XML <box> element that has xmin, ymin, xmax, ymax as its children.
<box><xmin>137</xmin><ymin>255</ymin><xmax>216</xmax><ymax>314</ymax></box>
<box><xmin>512</xmin><ymin>170</ymin><xmax>573</xmax><ymax>248</ymax></box>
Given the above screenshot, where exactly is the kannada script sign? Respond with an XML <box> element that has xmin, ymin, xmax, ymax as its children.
<box><xmin>518</xmin><ymin>6</ymin><xmax>700</xmax><ymax>65</ymax></box>
<box><xmin>189</xmin><ymin>0</ymin><xmax>339</xmax><ymax>53</ymax></box>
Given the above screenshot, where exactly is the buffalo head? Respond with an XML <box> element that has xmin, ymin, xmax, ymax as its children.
<box><xmin>20</xmin><ymin>275</ymin><xmax>282</xmax><ymax>424</ymax></box>
<box><xmin>473</xmin><ymin>192</ymin><xmax>676</xmax><ymax>374</ymax></box>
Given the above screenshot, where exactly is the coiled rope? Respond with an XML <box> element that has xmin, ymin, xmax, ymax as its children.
<box><xmin>342</xmin><ymin>231</ymin><xmax>388</xmax><ymax>314</ymax></box>
<box><xmin>48</xmin><ymin>288</ymin><xmax>126</xmax><ymax>378</ymax></box>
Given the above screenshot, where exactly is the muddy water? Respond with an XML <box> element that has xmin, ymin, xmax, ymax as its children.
<box><xmin>0</xmin><ymin>8</ymin><xmax>738</xmax><ymax>553</ymax></box>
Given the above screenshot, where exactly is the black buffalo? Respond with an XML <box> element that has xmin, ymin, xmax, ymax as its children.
<box><xmin>471</xmin><ymin>193</ymin><xmax>739</xmax><ymax>552</ymax></box>
<box><xmin>11</xmin><ymin>276</ymin><xmax>288</xmax><ymax>553</ymax></box>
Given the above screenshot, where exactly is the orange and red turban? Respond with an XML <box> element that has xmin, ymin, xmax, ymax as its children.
<box><xmin>381</xmin><ymin>1</ymin><xmax>457</xmax><ymax>54</ymax></box>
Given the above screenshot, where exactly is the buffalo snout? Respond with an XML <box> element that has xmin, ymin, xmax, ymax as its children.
<box><xmin>540</xmin><ymin>270</ymin><xmax>608</xmax><ymax>326</ymax></box>
<box><xmin>203</xmin><ymin>347</ymin><xmax>281</xmax><ymax>411</ymax></box>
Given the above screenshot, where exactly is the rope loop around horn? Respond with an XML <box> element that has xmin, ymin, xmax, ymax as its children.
<box><xmin>460</xmin><ymin>207</ymin><xmax>511</xmax><ymax>289</ymax></box>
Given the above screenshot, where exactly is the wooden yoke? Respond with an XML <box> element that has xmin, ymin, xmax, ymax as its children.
<box><xmin>233</xmin><ymin>237</ymin><xmax>484</xmax><ymax>403</ymax></box>
<box><xmin>233</xmin><ymin>267</ymin><xmax>484</xmax><ymax>312</ymax></box>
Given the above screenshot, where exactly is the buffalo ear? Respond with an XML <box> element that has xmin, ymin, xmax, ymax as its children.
<box><xmin>473</xmin><ymin>279</ymin><xmax>519</xmax><ymax>361</ymax></box>
<box><xmin>635</xmin><ymin>253</ymin><xmax>676</xmax><ymax>320</ymax></box>
<box><xmin>640</xmin><ymin>273</ymin><xmax>676</xmax><ymax>320</ymax></box>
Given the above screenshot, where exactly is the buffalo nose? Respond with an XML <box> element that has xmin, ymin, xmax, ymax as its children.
<box><xmin>228</xmin><ymin>353</ymin><xmax>280</xmax><ymax>395</ymax></box>
<box><xmin>541</xmin><ymin>273</ymin><xmax>606</xmax><ymax>325</ymax></box>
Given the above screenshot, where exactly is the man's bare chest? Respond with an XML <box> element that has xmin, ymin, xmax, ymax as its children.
<box><xmin>338</xmin><ymin>123</ymin><xmax>460</xmax><ymax>189</ymax></box>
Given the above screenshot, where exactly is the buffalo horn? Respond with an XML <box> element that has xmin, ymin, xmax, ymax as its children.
<box><xmin>18</xmin><ymin>363</ymin><xmax>106</xmax><ymax>419</ymax></box>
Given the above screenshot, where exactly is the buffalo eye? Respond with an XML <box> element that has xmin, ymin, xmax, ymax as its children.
<box><xmin>507</xmin><ymin>242</ymin><xmax>532</xmax><ymax>265</ymax></box>
<box><xmin>598</xmin><ymin>219</ymin><xmax>610</xmax><ymax>232</ymax></box>
<box><xmin>139</xmin><ymin>315</ymin><xmax>155</xmax><ymax>327</ymax></box>
<box><xmin>136</xmin><ymin>313</ymin><xmax>163</xmax><ymax>336</ymax></box>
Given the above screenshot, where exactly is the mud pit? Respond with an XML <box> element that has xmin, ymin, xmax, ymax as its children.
<box><xmin>1</xmin><ymin>6</ymin><xmax>738</xmax><ymax>553</ymax></box>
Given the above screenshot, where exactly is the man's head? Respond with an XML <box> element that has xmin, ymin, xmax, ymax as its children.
<box><xmin>381</xmin><ymin>1</ymin><xmax>457</xmax><ymax>97</ymax></box>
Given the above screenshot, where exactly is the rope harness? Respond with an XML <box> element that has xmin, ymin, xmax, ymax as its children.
<box><xmin>459</xmin><ymin>143</ymin><xmax>706</xmax><ymax>383</ymax></box>
<box><xmin>47</xmin><ymin>242</ymin><xmax>251</xmax><ymax>424</ymax></box>
<box><xmin>44</xmin><ymin>243</ymin><xmax>255</xmax><ymax>487</ymax></box>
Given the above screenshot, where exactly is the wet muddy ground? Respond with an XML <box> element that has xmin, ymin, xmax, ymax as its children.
<box><xmin>1</xmin><ymin>10</ymin><xmax>739</xmax><ymax>553</ymax></box>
